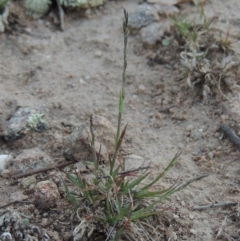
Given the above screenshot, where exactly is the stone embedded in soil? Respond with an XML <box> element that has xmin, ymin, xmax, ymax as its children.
<box><xmin>186</xmin><ymin>124</ymin><xmax>194</xmax><ymax>132</ymax></box>
<box><xmin>221</xmin><ymin>96</ymin><xmax>240</xmax><ymax>123</ymax></box>
<box><xmin>154</xmin><ymin>2</ymin><xmax>179</xmax><ymax>16</ymax></box>
<box><xmin>34</xmin><ymin>180</ymin><xmax>60</xmax><ymax>210</ymax></box>
<box><xmin>0</xmin><ymin>154</ymin><xmax>12</xmax><ymax>171</ymax></box>
<box><xmin>190</xmin><ymin>130</ymin><xmax>202</xmax><ymax>140</ymax></box>
<box><xmin>94</xmin><ymin>50</ymin><xmax>102</xmax><ymax>57</ymax></box>
<box><xmin>128</xmin><ymin>4</ymin><xmax>159</xmax><ymax>32</ymax></box>
<box><xmin>7</xmin><ymin>148</ymin><xmax>53</xmax><ymax>175</ymax></box>
<box><xmin>66</xmin><ymin>115</ymin><xmax>125</xmax><ymax>162</ymax></box>
<box><xmin>136</xmin><ymin>84</ymin><xmax>146</xmax><ymax>95</ymax></box>
<box><xmin>207</xmin><ymin>151</ymin><xmax>215</xmax><ymax>159</ymax></box>
<box><xmin>47</xmin><ymin>230</ymin><xmax>61</xmax><ymax>240</ymax></box>
<box><xmin>0</xmin><ymin>169</ymin><xmax>11</xmax><ymax>178</ymax></box>
<box><xmin>21</xmin><ymin>176</ymin><xmax>37</xmax><ymax>189</ymax></box>
<box><xmin>10</xmin><ymin>190</ymin><xmax>28</xmax><ymax>202</ymax></box>
<box><xmin>140</xmin><ymin>21</ymin><xmax>169</xmax><ymax>46</ymax></box>
<box><xmin>3</xmin><ymin>106</ymin><xmax>48</xmax><ymax>142</ymax></box>
<box><xmin>124</xmin><ymin>154</ymin><xmax>145</xmax><ymax>170</ymax></box>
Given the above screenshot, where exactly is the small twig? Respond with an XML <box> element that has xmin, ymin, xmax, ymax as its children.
<box><xmin>216</xmin><ymin>215</ymin><xmax>227</xmax><ymax>238</ymax></box>
<box><xmin>101</xmin><ymin>166</ymin><xmax>150</xmax><ymax>179</ymax></box>
<box><xmin>0</xmin><ymin>201</ymin><xmax>34</xmax><ymax>209</ymax></box>
<box><xmin>192</xmin><ymin>201</ymin><xmax>237</xmax><ymax>210</ymax></box>
<box><xmin>11</xmin><ymin>160</ymin><xmax>78</xmax><ymax>180</ymax></box>
<box><xmin>219</xmin><ymin>124</ymin><xmax>240</xmax><ymax>149</ymax></box>
<box><xmin>118</xmin><ymin>165</ymin><xmax>150</xmax><ymax>175</ymax></box>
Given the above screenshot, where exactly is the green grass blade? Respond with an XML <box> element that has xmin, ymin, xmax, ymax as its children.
<box><xmin>130</xmin><ymin>204</ymin><xmax>159</xmax><ymax>221</ymax></box>
<box><xmin>158</xmin><ymin>174</ymin><xmax>208</xmax><ymax>201</ymax></box>
<box><xmin>62</xmin><ymin>179</ymin><xmax>78</xmax><ymax>206</ymax></box>
<box><xmin>121</xmin><ymin>172</ymin><xmax>150</xmax><ymax>195</ymax></box>
<box><xmin>141</xmin><ymin>151</ymin><xmax>181</xmax><ymax>191</ymax></box>
<box><xmin>68</xmin><ymin>173</ymin><xmax>86</xmax><ymax>189</ymax></box>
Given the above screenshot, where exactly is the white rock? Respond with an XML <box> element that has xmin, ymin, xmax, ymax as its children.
<box><xmin>95</xmin><ymin>50</ymin><xmax>102</xmax><ymax>57</ymax></box>
<box><xmin>189</xmin><ymin>229</ymin><xmax>197</xmax><ymax>235</ymax></box>
<box><xmin>0</xmin><ymin>155</ymin><xmax>12</xmax><ymax>171</ymax></box>
<box><xmin>124</xmin><ymin>154</ymin><xmax>144</xmax><ymax>170</ymax></box>
<box><xmin>186</xmin><ymin>125</ymin><xmax>194</xmax><ymax>131</ymax></box>
<box><xmin>79</xmin><ymin>78</ymin><xmax>86</xmax><ymax>85</ymax></box>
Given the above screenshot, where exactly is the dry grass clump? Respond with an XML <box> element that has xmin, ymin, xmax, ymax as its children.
<box><xmin>150</xmin><ymin>2</ymin><xmax>240</xmax><ymax>102</ymax></box>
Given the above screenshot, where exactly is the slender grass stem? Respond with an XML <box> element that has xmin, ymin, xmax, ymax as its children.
<box><xmin>111</xmin><ymin>9</ymin><xmax>128</xmax><ymax>174</ymax></box>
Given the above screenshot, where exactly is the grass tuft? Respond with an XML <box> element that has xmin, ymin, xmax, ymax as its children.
<box><xmin>63</xmin><ymin>8</ymin><xmax>207</xmax><ymax>241</ymax></box>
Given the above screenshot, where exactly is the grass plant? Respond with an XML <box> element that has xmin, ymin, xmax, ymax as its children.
<box><xmin>63</xmin><ymin>9</ymin><xmax>207</xmax><ymax>241</ymax></box>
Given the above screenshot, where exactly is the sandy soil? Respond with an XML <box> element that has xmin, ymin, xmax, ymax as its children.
<box><xmin>0</xmin><ymin>0</ymin><xmax>240</xmax><ymax>240</ymax></box>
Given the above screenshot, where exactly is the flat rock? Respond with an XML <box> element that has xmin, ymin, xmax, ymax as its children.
<box><xmin>128</xmin><ymin>4</ymin><xmax>159</xmax><ymax>32</ymax></box>
<box><xmin>154</xmin><ymin>3</ymin><xmax>179</xmax><ymax>16</ymax></box>
<box><xmin>3</xmin><ymin>106</ymin><xmax>48</xmax><ymax>142</ymax></box>
<box><xmin>191</xmin><ymin>130</ymin><xmax>202</xmax><ymax>141</ymax></box>
<box><xmin>140</xmin><ymin>21</ymin><xmax>168</xmax><ymax>46</ymax></box>
<box><xmin>124</xmin><ymin>154</ymin><xmax>145</xmax><ymax>170</ymax></box>
<box><xmin>7</xmin><ymin>148</ymin><xmax>53</xmax><ymax>175</ymax></box>
<box><xmin>10</xmin><ymin>191</ymin><xmax>28</xmax><ymax>202</ymax></box>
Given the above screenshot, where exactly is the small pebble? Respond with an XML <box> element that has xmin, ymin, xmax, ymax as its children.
<box><xmin>155</xmin><ymin>111</ymin><xmax>164</xmax><ymax>120</ymax></box>
<box><xmin>214</xmin><ymin>150</ymin><xmax>221</xmax><ymax>157</ymax></box>
<box><xmin>189</xmin><ymin>214</ymin><xmax>194</xmax><ymax>219</ymax></box>
<box><xmin>156</xmin><ymin>98</ymin><xmax>162</xmax><ymax>105</ymax></box>
<box><xmin>95</xmin><ymin>50</ymin><xmax>102</xmax><ymax>57</ymax></box>
<box><xmin>189</xmin><ymin>229</ymin><xmax>197</xmax><ymax>235</ymax></box>
<box><xmin>41</xmin><ymin>218</ymin><xmax>49</xmax><ymax>226</ymax></box>
<box><xmin>208</xmin><ymin>151</ymin><xmax>215</xmax><ymax>159</ymax></box>
<box><xmin>79</xmin><ymin>78</ymin><xmax>86</xmax><ymax>85</ymax></box>
<box><xmin>186</xmin><ymin>125</ymin><xmax>194</xmax><ymax>131</ymax></box>
<box><xmin>1</xmin><ymin>169</ymin><xmax>11</xmax><ymax>178</ymax></box>
<box><xmin>191</xmin><ymin>130</ymin><xmax>202</xmax><ymax>140</ymax></box>
<box><xmin>136</xmin><ymin>84</ymin><xmax>146</xmax><ymax>95</ymax></box>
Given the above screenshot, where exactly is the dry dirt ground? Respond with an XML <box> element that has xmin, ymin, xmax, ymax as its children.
<box><xmin>0</xmin><ymin>0</ymin><xmax>240</xmax><ymax>240</ymax></box>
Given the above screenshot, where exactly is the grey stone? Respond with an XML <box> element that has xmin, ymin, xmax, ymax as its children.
<box><xmin>191</xmin><ymin>130</ymin><xmax>202</xmax><ymax>140</ymax></box>
<box><xmin>208</xmin><ymin>151</ymin><xmax>215</xmax><ymax>159</ymax></box>
<box><xmin>3</xmin><ymin>106</ymin><xmax>48</xmax><ymax>142</ymax></box>
<box><xmin>223</xmin><ymin>96</ymin><xmax>240</xmax><ymax>123</ymax></box>
<box><xmin>7</xmin><ymin>148</ymin><xmax>53</xmax><ymax>175</ymax></box>
<box><xmin>124</xmin><ymin>154</ymin><xmax>145</xmax><ymax>170</ymax></box>
<box><xmin>128</xmin><ymin>4</ymin><xmax>159</xmax><ymax>32</ymax></box>
<box><xmin>10</xmin><ymin>191</ymin><xmax>28</xmax><ymax>202</ymax></box>
<box><xmin>154</xmin><ymin>3</ymin><xmax>179</xmax><ymax>16</ymax></box>
<box><xmin>186</xmin><ymin>125</ymin><xmax>194</xmax><ymax>132</ymax></box>
<box><xmin>140</xmin><ymin>22</ymin><xmax>165</xmax><ymax>46</ymax></box>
